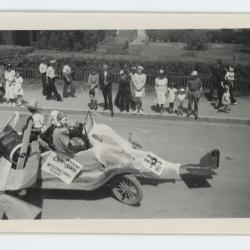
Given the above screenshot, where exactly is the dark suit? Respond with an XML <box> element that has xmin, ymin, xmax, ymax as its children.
<box><xmin>99</xmin><ymin>69</ymin><xmax>113</xmax><ymax>112</ymax></box>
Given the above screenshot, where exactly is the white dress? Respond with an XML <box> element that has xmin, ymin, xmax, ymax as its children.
<box><xmin>133</xmin><ymin>73</ymin><xmax>147</xmax><ymax>100</ymax></box>
<box><xmin>167</xmin><ymin>88</ymin><xmax>177</xmax><ymax>103</ymax></box>
<box><xmin>155</xmin><ymin>77</ymin><xmax>168</xmax><ymax>105</ymax></box>
<box><xmin>14</xmin><ymin>76</ymin><xmax>24</xmax><ymax>97</ymax></box>
<box><xmin>4</xmin><ymin>70</ymin><xmax>15</xmax><ymax>100</ymax></box>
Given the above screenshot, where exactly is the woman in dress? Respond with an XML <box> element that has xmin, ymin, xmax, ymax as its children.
<box><xmin>155</xmin><ymin>69</ymin><xmax>168</xmax><ymax>113</ymax></box>
<box><xmin>4</xmin><ymin>64</ymin><xmax>15</xmax><ymax>104</ymax></box>
<box><xmin>133</xmin><ymin>66</ymin><xmax>147</xmax><ymax>114</ymax></box>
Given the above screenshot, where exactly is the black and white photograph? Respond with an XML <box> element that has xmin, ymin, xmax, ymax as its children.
<box><xmin>0</xmin><ymin>13</ymin><xmax>249</xmax><ymax>232</ymax></box>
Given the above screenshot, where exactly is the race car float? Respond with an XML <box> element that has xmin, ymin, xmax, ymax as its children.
<box><xmin>0</xmin><ymin>111</ymin><xmax>220</xmax><ymax>219</ymax></box>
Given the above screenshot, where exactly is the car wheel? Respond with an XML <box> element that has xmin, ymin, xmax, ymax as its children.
<box><xmin>111</xmin><ymin>174</ymin><xmax>143</xmax><ymax>206</ymax></box>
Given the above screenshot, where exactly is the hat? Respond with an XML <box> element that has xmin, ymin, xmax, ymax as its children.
<box><xmin>132</xmin><ymin>66</ymin><xmax>137</xmax><ymax>71</ymax></box>
<box><xmin>57</xmin><ymin>112</ymin><xmax>67</xmax><ymax>122</ymax></box>
<box><xmin>119</xmin><ymin>70</ymin><xmax>124</xmax><ymax>75</ymax></box>
<box><xmin>6</xmin><ymin>64</ymin><xmax>12</xmax><ymax>69</ymax></box>
<box><xmin>229</xmin><ymin>66</ymin><xmax>234</xmax><ymax>71</ymax></box>
<box><xmin>138</xmin><ymin>66</ymin><xmax>144</xmax><ymax>71</ymax></box>
<box><xmin>191</xmin><ymin>71</ymin><xmax>198</xmax><ymax>76</ymax></box>
<box><xmin>26</xmin><ymin>99</ymin><xmax>38</xmax><ymax>112</ymax></box>
<box><xmin>49</xmin><ymin>60</ymin><xmax>56</xmax><ymax>64</ymax></box>
<box><xmin>159</xmin><ymin>69</ymin><xmax>164</xmax><ymax>74</ymax></box>
<box><xmin>180</xmin><ymin>88</ymin><xmax>185</xmax><ymax>92</ymax></box>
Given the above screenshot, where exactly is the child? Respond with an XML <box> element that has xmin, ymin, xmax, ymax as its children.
<box><xmin>225</xmin><ymin>66</ymin><xmax>237</xmax><ymax>104</ymax></box>
<box><xmin>218</xmin><ymin>85</ymin><xmax>231</xmax><ymax>113</ymax></box>
<box><xmin>175</xmin><ymin>88</ymin><xmax>186</xmax><ymax>116</ymax></box>
<box><xmin>155</xmin><ymin>69</ymin><xmax>168</xmax><ymax>113</ymax></box>
<box><xmin>14</xmin><ymin>72</ymin><xmax>24</xmax><ymax>106</ymax></box>
<box><xmin>167</xmin><ymin>83</ymin><xmax>177</xmax><ymax>113</ymax></box>
<box><xmin>88</xmin><ymin>66</ymin><xmax>99</xmax><ymax>110</ymax></box>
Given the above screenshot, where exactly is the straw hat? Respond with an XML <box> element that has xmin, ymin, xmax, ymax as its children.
<box><xmin>229</xmin><ymin>66</ymin><xmax>234</xmax><ymax>72</ymax></box>
<box><xmin>25</xmin><ymin>99</ymin><xmax>39</xmax><ymax>112</ymax></box>
<box><xmin>180</xmin><ymin>88</ymin><xmax>185</xmax><ymax>92</ymax></box>
<box><xmin>138</xmin><ymin>66</ymin><xmax>144</xmax><ymax>71</ymax></box>
<box><xmin>159</xmin><ymin>69</ymin><xmax>164</xmax><ymax>74</ymax></box>
<box><xmin>191</xmin><ymin>70</ymin><xmax>198</xmax><ymax>76</ymax></box>
<box><xmin>49</xmin><ymin>60</ymin><xmax>56</xmax><ymax>64</ymax></box>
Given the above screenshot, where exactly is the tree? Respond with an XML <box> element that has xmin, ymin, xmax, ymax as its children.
<box><xmin>184</xmin><ymin>30</ymin><xmax>208</xmax><ymax>50</ymax></box>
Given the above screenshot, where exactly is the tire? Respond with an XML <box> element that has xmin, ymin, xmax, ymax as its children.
<box><xmin>111</xmin><ymin>174</ymin><xmax>143</xmax><ymax>206</ymax></box>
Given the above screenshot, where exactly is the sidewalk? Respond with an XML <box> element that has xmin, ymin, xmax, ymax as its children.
<box><xmin>1</xmin><ymin>83</ymin><xmax>250</xmax><ymax>125</ymax></box>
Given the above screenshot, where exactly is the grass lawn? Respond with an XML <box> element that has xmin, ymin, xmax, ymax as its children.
<box><xmin>129</xmin><ymin>42</ymin><xmax>250</xmax><ymax>65</ymax></box>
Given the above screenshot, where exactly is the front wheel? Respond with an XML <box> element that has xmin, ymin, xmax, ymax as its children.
<box><xmin>111</xmin><ymin>175</ymin><xmax>143</xmax><ymax>206</ymax></box>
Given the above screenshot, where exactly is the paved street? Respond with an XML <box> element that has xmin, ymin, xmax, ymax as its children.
<box><xmin>1</xmin><ymin>110</ymin><xmax>250</xmax><ymax>218</ymax></box>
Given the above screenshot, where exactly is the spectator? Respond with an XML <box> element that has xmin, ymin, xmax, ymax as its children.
<box><xmin>133</xmin><ymin>66</ymin><xmax>146</xmax><ymax>114</ymax></box>
<box><xmin>218</xmin><ymin>85</ymin><xmax>231</xmax><ymax>113</ymax></box>
<box><xmin>88</xmin><ymin>66</ymin><xmax>99</xmax><ymax>110</ymax></box>
<box><xmin>46</xmin><ymin>60</ymin><xmax>62</xmax><ymax>102</ymax></box>
<box><xmin>63</xmin><ymin>62</ymin><xmax>75</xmax><ymax>98</ymax></box>
<box><xmin>175</xmin><ymin>88</ymin><xmax>186</xmax><ymax>116</ymax></box>
<box><xmin>167</xmin><ymin>83</ymin><xmax>177</xmax><ymax>114</ymax></box>
<box><xmin>4</xmin><ymin>64</ymin><xmax>15</xmax><ymax>105</ymax></box>
<box><xmin>24</xmin><ymin>99</ymin><xmax>45</xmax><ymax>142</ymax></box>
<box><xmin>14</xmin><ymin>72</ymin><xmax>24</xmax><ymax>106</ymax></box>
<box><xmin>39</xmin><ymin>58</ymin><xmax>48</xmax><ymax>96</ymax></box>
<box><xmin>129</xmin><ymin>66</ymin><xmax>137</xmax><ymax>110</ymax></box>
<box><xmin>99</xmin><ymin>63</ymin><xmax>114</xmax><ymax>116</ymax></box>
<box><xmin>119</xmin><ymin>67</ymin><xmax>131</xmax><ymax>112</ymax></box>
<box><xmin>114</xmin><ymin>64</ymin><xmax>128</xmax><ymax>109</ymax></box>
<box><xmin>225</xmin><ymin>66</ymin><xmax>237</xmax><ymax>105</ymax></box>
<box><xmin>186</xmin><ymin>71</ymin><xmax>203</xmax><ymax>120</ymax></box>
<box><xmin>155</xmin><ymin>69</ymin><xmax>168</xmax><ymax>113</ymax></box>
<box><xmin>214</xmin><ymin>59</ymin><xmax>226</xmax><ymax>110</ymax></box>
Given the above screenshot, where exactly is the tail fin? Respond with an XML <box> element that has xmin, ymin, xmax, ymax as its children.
<box><xmin>181</xmin><ymin>149</ymin><xmax>220</xmax><ymax>176</ymax></box>
<box><xmin>200</xmin><ymin>149</ymin><xmax>220</xmax><ymax>169</ymax></box>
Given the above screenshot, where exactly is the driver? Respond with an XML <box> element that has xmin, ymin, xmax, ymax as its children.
<box><xmin>52</xmin><ymin>112</ymin><xmax>88</xmax><ymax>156</ymax></box>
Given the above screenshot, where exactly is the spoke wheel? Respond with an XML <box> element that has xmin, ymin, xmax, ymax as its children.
<box><xmin>111</xmin><ymin>175</ymin><xmax>143</xmax><ymax>206</ymax></box>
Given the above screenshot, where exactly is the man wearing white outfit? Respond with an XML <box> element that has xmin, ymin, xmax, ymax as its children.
<box><xmin>39</xmin><ymin>58</ymin><xmax>47</xmax><ymax>96</ymax></box>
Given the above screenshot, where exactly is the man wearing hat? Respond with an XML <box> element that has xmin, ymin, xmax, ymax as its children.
<box><xmin>62</xmin><ymin>61</ymin><xmax>75</xmax><ymax>98</ymax></box>
<box><xmin>39</xmin><ymin>58</ymin><xmax>48</xmax><ymax>96</ymax></box>
<box><xmin>118</xmin><ymin>66</ymin><xmax>131</xmax><ymax>112</ymax></box>
<box><xmin>99</xmin><ymin>63</ymin><xmax>114</xmax><ymax>116</ymax></box>
<box><xmin>52</xmin><ymin>112</ymin><xmax>87</xmax><ymax>155</ymax></box>
<box><xmin>186</xmin><ymin>70</ymin><xmax>203</xmax><ymax>120</ymax></box>
<box><xmin>23</xmin><ymin>99</ymin><xmax>45</xmax><ymax>141</ymax></box>
<box><xmin>46</xmin><ymin>60</ymin><xmax>62</xmax><ymax>101</ymax></box>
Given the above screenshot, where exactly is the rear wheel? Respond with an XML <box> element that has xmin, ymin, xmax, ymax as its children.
<box><xmin>111</xmin><ymin>175</ymin><xmax>143</xmax><ymax>206</ymax></box>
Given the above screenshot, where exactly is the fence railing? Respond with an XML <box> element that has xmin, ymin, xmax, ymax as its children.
<box><xmin>9</xmin><ymin>66</ymin><xmax>250</xmax><ymax>93</ymax></box>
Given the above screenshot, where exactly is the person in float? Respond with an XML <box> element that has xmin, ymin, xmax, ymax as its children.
<box><xmin>23</xmin><ymin>99</ymin><xmax>45</xmax><ymax>141</ymax></box>
<box><xmin>52</xmin><ymin>112</ymin><xmax>89</xmax><ymax>156</ymax></box>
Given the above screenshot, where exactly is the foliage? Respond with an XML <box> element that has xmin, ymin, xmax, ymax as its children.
<box><xmin>37</xmin><ymin>30</ymin><xmax>106</xmax><ymax>51</ymax></box>
<box><xmin>184</xmin><ymin>30</ymin><xmax>208</xmax><ymax>50</ymax></box>
<box><xmin>0</xmin><ymin>45</ymin><xmax>34</xmax><ymax>65</ymax></box>
<box><xmin>146</xmin><ymin>29</ymin><xmax>250</xmax><ymax>45</ymax></box>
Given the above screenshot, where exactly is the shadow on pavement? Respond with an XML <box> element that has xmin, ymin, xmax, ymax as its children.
<box><xmin>180</xmin><ymin>173</ymin><xmax>213</xmax><ymax>188</ymax></box>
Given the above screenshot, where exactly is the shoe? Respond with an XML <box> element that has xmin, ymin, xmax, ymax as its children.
<box><xmin>133</xmin><ymin>109</ymin><xmax>138</xmax><ymax>114</ymax></box>
<box><xmin>71</xmin><ymin>94</ymin><xmax>76</xmax><ymax>98</ymax></box>
<box><xmin>139</xmin><ymin>109</ymin><xmax>143</xmax><ymax>114</ymax></box>
<box><xmin>232</xmin><ymin>102</ymin><xmax>238</xmax><ymax>105</ymax></box>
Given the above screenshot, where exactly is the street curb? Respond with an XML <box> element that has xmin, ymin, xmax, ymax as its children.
<box><xmin>0</xmin><ymin>105</ymin><xmax>249</xmax><ymax>125</ymax></box>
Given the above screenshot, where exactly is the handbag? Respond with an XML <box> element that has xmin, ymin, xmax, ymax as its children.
<box><xmin>135</xmin><ymin>91</ymin><xmax>143</xmax><ymax>98</ymax></box>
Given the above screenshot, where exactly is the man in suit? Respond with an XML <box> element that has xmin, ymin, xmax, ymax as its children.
<box><xmin>99</xmin><ymin>63</ymin><xmax>114</xmax><ymax>116</ymax></box>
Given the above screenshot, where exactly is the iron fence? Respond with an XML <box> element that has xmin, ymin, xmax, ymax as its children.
<box><xmin>7</xmin><ymin>66</ymin><xmax>250</xmax><ymax>93</ymax></box>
